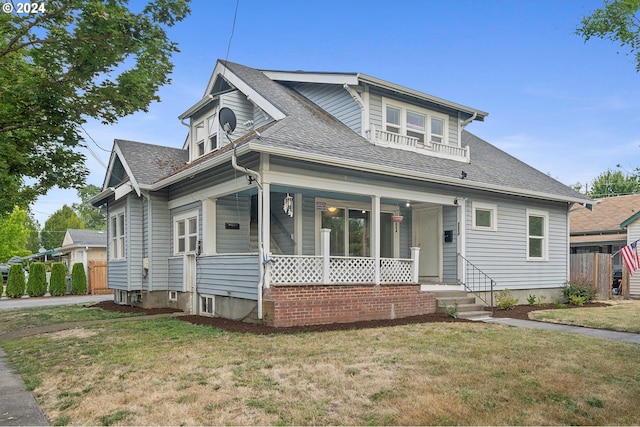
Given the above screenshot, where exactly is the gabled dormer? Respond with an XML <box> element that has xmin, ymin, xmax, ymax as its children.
<box><xmin>263</xmin><ymin>69</ymin><xmax>488</xmax><ymax>163</ymax></box>
<box><xmin>178</xmin><ymin>61</ymin><xmax>281</xmax><ymax>163</ymax></box>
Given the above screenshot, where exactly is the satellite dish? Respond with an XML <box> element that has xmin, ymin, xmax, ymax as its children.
<box><xmin>218</xmin><ymin>107</ymin><xmax>236</xmax><ymax>134</ymax></box>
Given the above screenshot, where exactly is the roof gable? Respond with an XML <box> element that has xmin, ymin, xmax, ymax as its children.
<box><xmin>62</xmin><ymin>229</ymin><xmax>107</xmax><ymax>247</ymax></box>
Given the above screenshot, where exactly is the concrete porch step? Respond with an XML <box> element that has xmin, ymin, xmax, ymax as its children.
<box><xmin>433</xmin><ymin>290</ymin><xmax>491</xmax><ymax>320</ymax></box>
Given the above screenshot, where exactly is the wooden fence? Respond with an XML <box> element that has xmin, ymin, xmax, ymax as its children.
<box><xmin>570</xmin><ymin>253</ymin><xmax>612</xmax><ymax>299</ymax></box>
<box><xmin>88</xmin><ymin>261</ymin><xmax>109</xmax><ymax>295</ymax></box>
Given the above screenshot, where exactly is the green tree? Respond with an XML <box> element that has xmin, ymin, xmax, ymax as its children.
<box><xmin>0</xmin><ymin>0</ymin><xmax>191</xmax><ymax>216</ymax></box>
<box><xmin>41</xmin><ymin>205</ymin><xmax>84</xmax><ymax>250</ymax></box>
<box><xmin>577</xmin><ymin>0</ymin><xmax>640</xmax><ymax>71</ymax></box>
<box><xmin>72</xmin><ymin>184</ymin><xmax>106</xmax><ymax>230</ymax></box>
<box><xmin>71</xmin><ymin>262</ymin><xmax>87</xmax><ymax>295</ymax></box>
<box><xmin>6</xmin><ymin>263</ymin><xmax>26</xmax><ymax>298</ymax></box>
<box><xmin>49</xmin><ymin>263</ymin><xmax>68</xmax><ymax>296</ymax></box>
<box><xmin>26</xmin><ymin>262</ymin><xmax>47</xmax><ymax>297</ymax></box>
<box><xmin>588</xmin><ymin>169</ymin><xmax>640</xmax><ymax>197</ymax></box>
<box><xmin>25</xmin><ymin>214</ymin><xmax>41</xmax><ymax>254</ymax></box>
<box><xmin>0</xmin><ymin>207</ymin><xmax>31</xmax><ymax>262</ymax></box>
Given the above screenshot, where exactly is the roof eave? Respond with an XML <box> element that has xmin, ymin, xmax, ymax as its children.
<box><xmin>357</xmin><ymin>73</ymin><xmax>488</xmax><ymax>121</ymax></box>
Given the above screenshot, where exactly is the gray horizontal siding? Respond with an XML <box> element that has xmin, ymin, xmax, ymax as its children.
<box><xmin>108</xmin><ymin>261</ymin><xmax>128</xmax><ymax>291</ymax></box>
<box><xmin>196</xmin><ymin>255</ymin><xmax>260</xmax><ymax>300</ymax></box>
<box><xmin>465</xmin><ymin>197</ymin><xmax>568</xmax><ymax>290</ymax></box>
<box><xmin>221</xmin><ymin>90</ymin><xmax>253</xmax><ymax>138</ymax></box>
<box><xmin>217</xmin><ymin>194</ymin><xmax>251</xmax><ymax>254</ymax></box>
<box><xmin>168</xmin><ymin>257</ymin><xmax>184</xmax><ymax>291</ymax></box>
<box><xmin>292</xmin><ymin>83</ymin><xmax>361</xmax><ymax>134</ymax></box>
<box><xmin>442</xmin><ymin>205</ymin><xmax>458</xmax><ymax>282</ymax></box>
<box><xmin>302</xmin><ymin>195</ymin><xmax>316</xmax><ymax>255</ymax></box>
<box><xmin>149</xmin><ymin>195</ymin><xmax>170</xmax><ymax>291</ymax></box>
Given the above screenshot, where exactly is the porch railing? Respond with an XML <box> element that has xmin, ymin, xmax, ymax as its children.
<box><xmin>457</xmin><ymin>253</ymin><xmax>495</xmax><ymax>312</ymax></box>
<box><xmin>269</xmin><ymin>255</ymin><xmax>417</xmax><ymax>285</ymax></box>
<box><xmin>366</xmin><ymin>124</ymin><xmax>470</xmax><ymax>162</ymax></box>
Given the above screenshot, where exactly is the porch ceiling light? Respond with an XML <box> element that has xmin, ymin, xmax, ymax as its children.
<box><xmin>327</xmin><ymin>206</ymin><xmax>338</xmax><ymax>213</ymax></box>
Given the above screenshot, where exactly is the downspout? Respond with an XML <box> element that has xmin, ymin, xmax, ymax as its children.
<box><xmin>229</xmin><ymin>137</ymin><xmax>265</xmax><ymax>320</ymax></box>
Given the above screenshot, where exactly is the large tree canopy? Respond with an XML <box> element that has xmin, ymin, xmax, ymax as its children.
<box><xmin>0</xmin><ymin>0</ymin><xmax>191</xmax><ymax>216</ymax></box>
<box><xmin>588</xmin><ymin>169</ymin><xmax>640</xmax><ymax>197</ymax></box>
<box><xmin>41</xmin><ymin>205</ymin><xmax>84</xmax><ymax>250</ymax></box>
<box><xmin>0</xmin><ymin>207</ymin><xmax>31</xmax><ymax>262</ymax></box>
<box><xmin>72</xmin><ymin>184</ymin><xmax>106</xmax><ymax>229</ymax></box>
<box><xmin>577</xmin><ymin>0</ymin><xmax>640</xmax><ymax>71</ymax></box>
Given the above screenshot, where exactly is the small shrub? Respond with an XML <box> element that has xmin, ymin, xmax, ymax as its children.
<box><xmin>444</xmin><ymin>302</ymin><xmax>459</xmax><ymax>318</ymax></box>
<box><xmin>536</xmin><ymin>295</ymin><xmax>547</xmax><ymax>305</ymax></box>
<box><xmin>553</xmin><ymin>302</ymin><xmax>567</xmax><ymax>308</ymax></box>
<box><xmin>49</xmin><ymin>263</ymin><xmax>67</xmax><ymax>296</ymax></box>
<box><xmin>526</xmin><ymin>294</ymin><xmax>536</xmax><ymax>305</ymax></box>
<box><xmin>26</xmin><ymin>262</ymin><xmax>47</xmax><ymax>297</ymax></box>
<box><xmin>569</xmin><ymin>295</ymin><xmax>586</xmax><ymax>306</ymax></box>
<box><xmin>71</xmin><ymin>263</ymin><xmax>87</xmax><ymax>295</ymax></box>
<box><xmin>496</xmin><ymin>289</ymin><xmax>518</xmax><ymax>310</ymax></box>
<box><xmin>563</xmin><ymin>279</ymin><xmax>596</xmax><ymax>304</ymax></box>
<box><xmin>5</xmin><ymin>264</ymin><xmax>26</xmax><ymax>298</ymax></box>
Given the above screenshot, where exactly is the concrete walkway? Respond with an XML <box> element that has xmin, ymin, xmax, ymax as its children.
<box><xmin>0</xmin><ymin>294</ymin><xmax>112</xmax><ymax>310</ymax></box>
<box><xmin>483</xmin><ymin>317</ymin><xmax>640</xmax><ymax>344</ymax></box>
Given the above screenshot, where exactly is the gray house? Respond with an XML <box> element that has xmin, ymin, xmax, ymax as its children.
<box><xmin>91</xmin><ymin>60</ymin><xmax>589</xmax><ymax>326</ymax></box>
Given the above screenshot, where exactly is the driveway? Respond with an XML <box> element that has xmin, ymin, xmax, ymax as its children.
<box><xmin>0</xmin><ymin>294</ymin><xmax>112</xmax><ymax>310</ymax></box>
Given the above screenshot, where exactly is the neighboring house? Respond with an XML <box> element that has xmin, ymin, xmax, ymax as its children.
<box><xmin>58</xmin><ymin>229</ymin><xmax>107</xmax><ymax>293</ymax></box>
<box><xmin>570</xmin><ymin>194</ymin><xmax>640</xmax><ymax>275</ymax></box>
<box><xmin>90</xmin><ymin>60</ymin><xmax>590</xmax><ymax>326</ymax></box>
<box><xmin>620</xmin><ymin>212</ymin><xmax>640</xmax><ymax>298</ymax></box>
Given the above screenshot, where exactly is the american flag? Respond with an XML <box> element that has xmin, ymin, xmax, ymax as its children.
<box><xmin>621</xmin><ymin>241</ymin><xmax>639</xmax><ymax>276</ymax></box>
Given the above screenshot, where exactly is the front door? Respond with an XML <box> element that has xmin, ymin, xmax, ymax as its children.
<box><xmin>413</xmin><ymin>207</ymin><xmax>442</xmax><ymax>281</ymax></box>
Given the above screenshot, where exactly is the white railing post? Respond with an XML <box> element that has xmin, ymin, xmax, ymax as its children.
<box><xmin>410</xmin><ymin>247</ymin><xmax>420</xmax><ymax>284</ymax></box>
<box><xmin>320</xmin><ymin>228</ymin><xmax>331</xmax><ymax>284</ymax></box>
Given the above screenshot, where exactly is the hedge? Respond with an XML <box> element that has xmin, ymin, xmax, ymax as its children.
<box><xmin>6</xmin><ymin>264</ymin><xmax>26</xmax><ymax>298</ymax></box>
<box><xmin>49</xmin><ymin>263</ymin><xmax>67</xmax><ymax>296</ymax></box>
<box><xmin>71</xmin><ymin>263</ymin><xmax>87</xmax><ymax>295</ymax></box>
<box><xmin>26</xmin><ymin>262</ymin><xmax>47</xmax><ymax>297</ymax></box>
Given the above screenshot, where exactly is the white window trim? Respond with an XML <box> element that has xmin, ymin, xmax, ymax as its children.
<box><xmin>199</xmin><ymin>294</ymin><xmax>215</xmax><ymax>317</ymax></box>
<box><xmin>194</xmin><ymin>121</ymin><xmax>206</xmax><ymax>158</ymax></box>
<box><xmin>168</xmin><ymin>291</ymin><xmax>178</xmax><ymax>301</ymax></box>
<box><xmin>382</xmin><ymin>97</ymin><xmax>450</xmax><ymax>146</ymax></box>
<box><xmin>526</xmin><ymin>209</ymin><xmax>549</xmax><ymax>261</ymax></box>
<box><xmin>173</xmin><ymin>210</ymin><xmax>199</xmax><ymax>256</ymax></box>
<box><xmin>472</xmin><ymin>202</ymin><xmax>497</xmax><ymax>231</ymax></box>
<box><xmin>109</xmin><ymin>208</ymin><xmax>126</xmax><ymax>261</ymax></box>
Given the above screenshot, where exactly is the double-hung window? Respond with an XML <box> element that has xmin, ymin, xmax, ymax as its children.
<box><xmin>195</xmin><ymin>122</ymin><xmax>205</xmax><ymax>157</ymax></box>
<box><xmin>110</xmin><ymin>210</ymin><xmax>125</xmax><ymax>260</ymax></box>
<box><xmin>383</xmin><ymin>98</ymin><xmax>449</xmax><ymax>146</ymax></box>
<box><xmin>174</xmin><ymin>211</ymin><xmax>198</xmax><ymax>255</ymax></box>
<box><xmin>207</xmin><ymin>114</ymin><xmax>218</xmax><ymax>151</ymax></box>
<box><xmin>526</xmin><ymin>209</ymin><xmax>548</xmax><ymax>261</ymax></box>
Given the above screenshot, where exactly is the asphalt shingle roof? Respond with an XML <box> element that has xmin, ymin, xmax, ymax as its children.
<box><xmin>116</xmin><ymin>139</ymin><xmax>188</xmax><ymax>186</ymax></box>
<box><xmin>111</xmin><ymin>61</ymin><xmax>589</xmax><ymax>204</ymax></box>
<box><xmin>65</xmin><ymin>229</ymin><xmax>107</xmax><ymax>246</ymax></box>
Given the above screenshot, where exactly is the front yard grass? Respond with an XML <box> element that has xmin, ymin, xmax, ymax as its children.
<box><xmin>0</xmin><ymin>304</ymin><xmax>143</xmax><ymax>336</ymax></box>
<box><xmin>529</xmin><ymin>300</ymin><xmax>640</xmax><ymax>333</ymax></box>
<box><xmin>1</xmin><ymin>312</ymin><xmax>639</xmax><ymax>426</ymax></box>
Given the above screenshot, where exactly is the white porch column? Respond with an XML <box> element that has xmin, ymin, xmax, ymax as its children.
<box><xmin>371</xmin><ymin>195</ymin><xmax>381</xmax><ymax>285</ymax></box>
<box><xmin>457</xmin><ymin>197</ymin><xmax>467</xmax><ymax>284</ymax></box>
<box><xmin>262</xmin><ymin>183</ymin><xmax>271</xmax><ymax>258</ymax></box>
<box><xmin>294</xmin><ymin>193</ymin><xmax>303</xmax><ymax>255</ymax></box>
<box><xmin>202</xmin><ymin>198</ymin><xmax>217</xmax><ymax>255</ymax></box>
<box><xmin>320</xmin><ymin>228</ymin><xmax>331</xmax><ymax>284</ymax></box>
<box><xmin>411</xmin><ymin>247</ymin><xmax>420</xmax><ymax>284</ymax></box>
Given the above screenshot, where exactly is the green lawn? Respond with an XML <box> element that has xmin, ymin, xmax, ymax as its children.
<box><xmin>1</xmin><ymin>306</ymin><xmax>639</xmax><ymax>426</ymax></box>
<box><xmin>529</xmin><ymin>301</ymin><xmax>640</xmax><ymax>333</ymax></box>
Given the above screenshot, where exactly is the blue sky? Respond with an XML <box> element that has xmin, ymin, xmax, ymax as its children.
<box><xmin>31</xmin><ymin>0</ymin><xmax>640</xmax><ymax>226</ymax></box>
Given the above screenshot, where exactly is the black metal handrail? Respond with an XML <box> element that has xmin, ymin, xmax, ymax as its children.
<box><xmin>457</xmin><ymin>253</ymin><xmax>495</xmax><ymax>313</ymax></box>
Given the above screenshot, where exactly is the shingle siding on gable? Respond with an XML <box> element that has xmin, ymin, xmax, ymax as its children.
<box><xmin>465</xmin><ymin>196</ymin><xmax>568</xmax><ymax>290</ymax></box>
<box><xmin>290</xmin><ymin>82</ymin><xmax>361</xmax><ymax>134</ymax></box>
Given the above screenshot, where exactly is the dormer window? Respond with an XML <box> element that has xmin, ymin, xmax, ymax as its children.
<box><xmin>195</xmin><ymin>122</ymin><xmax>205</xmax><ymax>157</ymax></box>
<box><xmin>192</xmin><ymin>109</ymin><xmax>220</xmax><ymax>160</ymax></box>
<box><xmin>383</xmin><ymin>98</ymin><xmax>449</xmax><ymax>147</ymax></box>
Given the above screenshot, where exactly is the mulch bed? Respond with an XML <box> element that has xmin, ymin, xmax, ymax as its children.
<box><xmin>91</xmin><ymin>300</ymin><xmax>611</xmax><ymax>335</ymax></box>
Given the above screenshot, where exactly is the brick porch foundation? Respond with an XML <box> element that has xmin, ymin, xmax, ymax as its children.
<box><xmin>261</xmin><ymin>284</ymin><xmax>436</xmax><ymax>327</ymax></box>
